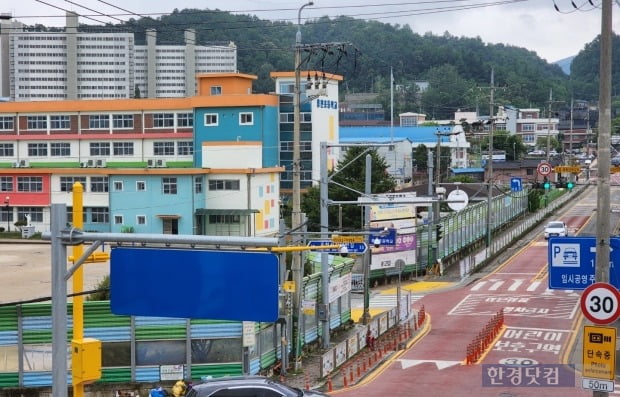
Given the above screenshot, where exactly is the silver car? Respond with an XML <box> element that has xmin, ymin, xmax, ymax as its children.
<box><xmin>544</xmin><ymin>221</ymin><xmax>568</xmax><ymax>239</ymax></box>
<box><xmin>185</xmin><ymin>376</ymin><xmax>331</xmax><ymax>397</ymax></box>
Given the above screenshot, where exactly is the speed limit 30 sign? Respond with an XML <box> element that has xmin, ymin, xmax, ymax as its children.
<box><xmin>537</xmin><ymin>161</ymin><xmax>552</xmax><ymax>176</ymax></box>
<box><xmin>580</xmin><ymin>282</ymin><xmax>620</xmax><ymax>325</ymax></box>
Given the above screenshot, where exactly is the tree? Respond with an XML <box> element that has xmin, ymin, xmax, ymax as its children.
<box><xmin>301</xmin><ymin>147</ymin><xmax>396</xmax><ymax>231</ymax></box>
<box><xmin>413</xmin><ymin>144</ymin><xmax>429</xmax><ymax>171</ymax></box>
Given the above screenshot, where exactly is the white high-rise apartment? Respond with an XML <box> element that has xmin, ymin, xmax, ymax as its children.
<box><xmin>0</xmin><ymin>12</ymin><xmax>237</xmax><ymax>101</ymax></box>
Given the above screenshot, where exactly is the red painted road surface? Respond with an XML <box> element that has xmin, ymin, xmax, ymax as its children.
<box><xmin>333</xmin><ymin>193</ymin><xmax>603</xmax><ymax>396</ymax></box>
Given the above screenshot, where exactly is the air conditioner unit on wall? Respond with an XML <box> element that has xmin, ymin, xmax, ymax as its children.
<box><xmin>11</xmin><ymin>161</ymin><xmax>19</xmax><ymax>168</ymax></box>
<box><xmin>147</xmin><ymin>159</ymin><xmax>155</xmax><ymax>168</ymax></box>
<box><xmin>20</xmin><ymin>159</ymin><xmax>29</xmax><ymax>168</ymax></box>
<box><xmin>87</xmin><ymin>159</ymin><xmax>95</xmax><ymax>168</ymax></box>
<box><xmin>95</xmin><ymin>159</ymin><xmax>106</xmax><ymax>168</ymax></box>
<box><xmin>156</xmin><ymin>159</ymin><xmax>166</xmax><ymax>168</ymax></box>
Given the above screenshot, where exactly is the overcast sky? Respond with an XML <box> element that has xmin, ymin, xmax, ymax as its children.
<box><xmin>5</xmin><ymin>0</ymin><xmax>618</xmax><ymax>63</ymax></box>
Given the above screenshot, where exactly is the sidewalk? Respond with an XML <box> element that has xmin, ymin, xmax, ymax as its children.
<box><xmin>275</xmin><ymin>278</ymin><xmax>446</xmax><ymax>393</ymax></box>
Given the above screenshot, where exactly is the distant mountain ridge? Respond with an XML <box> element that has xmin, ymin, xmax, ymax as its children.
<box><xmin>554</xmin><ymin>56</ymin><xmax>575</xmax><ymax>75</ymax></box>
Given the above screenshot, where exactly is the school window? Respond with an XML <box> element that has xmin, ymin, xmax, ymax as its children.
<box><xmin>113</xmin><ymin>181</ymin><xmax>123</xmax><ymax>192</ymax></box>
<box><xmin>0</xmin><ymin>176</ymin><xmax>13</xmax><ymax>192</ymax></box>
<box><xmin>177</xmin><ymin>113</ymin><xmax>193</xmax><ymax>127</ymax></box>
<box><xmin>89</xmin><ymin>114</ymin><xmax>109</xmax><ymax>129</ymax></box>
<box><xmin>0</xmin><ymin>116</ymin><xmax>14</xmax><ymax>130</ymax></box>
<box><xmin>153</xmin><ymin>113</ymin><xmax>174</xmax><ymax>128</ymax></box>
<box><xmin>136</xmin><ymin>181</ymin><xmax>146</xmax><ymax>191</ymax></box>
<box><xmin>27</xmin><ymin>116</ymin><xmax>47</xmax><ymax>130</ymax></box>
<box><xmin>208</xmin><ymin>214</ymin><xmax>240</xmax><ymax>224</ymax></box>
<box><xmin>113</xmin><ymin>142</ymin><xmax>134</xmax><ymax>156</ymax></box>
<box><xmin>60</xmin><ymin>176</ymin><xmax>87</xmax><ymax>192</ymax></box>
<box><xmin>17</xmin><ymin>207</ymin><xmax>43</xmax><ymax>222</ymax></box>
<box><xmin>194</xmin><ymin>176</ymin><xmax>203</xmax><ymax>194</ymax></box>
<box><xmin>17</xmin><ymin>176</ymin><xmax>43</xmax><ymax>192</ymax></box>
<box><xmin>114</xmin><ymin>215</ymin><xmax>123</xmax><ymax>225</ymax></box>
<box><xmin>154</xmin><ymin>141</ymin><xmax>175</xmax><ymax>156</ymax></box>
<box><xmin>90</xmin><ymin>142</ymin><xmax>110</xmax><ymax>156</ymax></box>
<box><xmin>90</xmin><ymin>207</ymin><xmax>109</xmax><ymax>223</ymax></box>
<box><xmin>162</xmin><ymin>177</ymin><xmax>177</xmax><ymax>194</ymax></box>
<box><xmin>112</xmin><ymin>114</ymin><xmax>134</xmax><ymax>129</ymax></box>
<box><xmin>208</xmin><ymin>179</ymin><xmax>240</xmax><ymax>191</ymax></box>
<box><xmin>27</xmin><ymin>143</ymin><xmax>48</xmax><ymax>157</ymax></box>
<box><xmin>50</xmin><ymin>142</ymin><xmax>70</xmax><ymax>157</ymax></box>
<box><xmin>136</xmin><ymin>215</ymin><xmax>146</xmax><ymax>225</ymax></box>
<box><xmin>177</xmin><ymin>141</ymin><xmax>193</xmax><ymax>156</ymax></box>
<box><xmin>90</xmin><ymin>176</ymin><xmax>109</xmax><ymax>192</ymax></box>
<box><xmin>0</xmin><ymin>143</ymin><xmax>14</xmax><ymax>157</ymax></box>
<box><xmin>210</xmin><ymin>86</ymin><xmax>222</xmax><ymax>95</ymax></box>
<box><xmin>50</xmin><ymin>115</ymin><xmax>70</xmax><ymax>129</ymax></box>
<box><xmin>239</xmin><ymin>112</ymin><xmax>253</xmax><ymax>125</ymax></box>
<box><xmin>204</xmin><ymin>113</ymin><xmax>218</xmax><ymax>126</ymax></box>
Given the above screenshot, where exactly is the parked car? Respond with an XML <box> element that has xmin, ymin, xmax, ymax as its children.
<box><xmin>612</xmin><ymin>157</ymin><xmax>620</xmax><ymax>166</ymax></box>
<box><xmin>185</xmin><ymin>376</ymin><xmax>331</xmax><ymax>397</ymax></box>
<box><xmin>544</xmin><ymin>221</ymin><xmax>569</xmax><ymax>240</ymax></box>
<box><xmin>528</xmin><ymin>150</ymin><xmax>545</xmax><ymax>156</ymax></box>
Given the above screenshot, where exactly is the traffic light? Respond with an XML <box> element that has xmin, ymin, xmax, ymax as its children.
<box><xmin>543</xmin><ymin>181</ymin><xmax>551</xmax><ymax>190</ymax></box>
<box><xmin>435</xmin><ymin>224</ymin><xmax>443</xmax><ymax>240</ymax></box>
<box><xmin>567</xmin><ymin>181</ymin><xmax>574</xmax><ymax>190</ymax></box>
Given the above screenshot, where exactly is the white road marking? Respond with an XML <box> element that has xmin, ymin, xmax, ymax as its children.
<box><xmin>398</xmin><ymin>359</ymin><xmax>462</xmax><ymax>370</ymax></box>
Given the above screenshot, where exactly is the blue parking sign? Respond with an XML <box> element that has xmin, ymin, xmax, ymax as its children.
<box><xmin>548</xmin><ymin>237</ymin><xmax>620</xmax><ymax>289</ymax></box>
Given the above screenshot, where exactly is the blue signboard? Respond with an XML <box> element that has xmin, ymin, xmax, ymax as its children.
<box><xmin>110</xmin><ymin>248</ymin><xmax>280</xmax><ymax>322</ymax></box>
<box><xmin>308</xmin><ymin>240</ymin><xmax>368</xmax><ymax>253</ymax></box>
<box><xmin>369</xmin><ymin>228</ymin><xmax>397</xmax><ymax>246</ymax></box>
<box><xmin>548</xmin><ymin>237</ymin><xmax>620</xmax><ymax>289</ymax></box>
<box><xmin>510</xmin><ymin>177</ymin><xmax>523</xmax><ymax>192</ymax></box>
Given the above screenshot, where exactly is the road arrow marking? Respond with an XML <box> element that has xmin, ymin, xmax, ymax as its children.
<box><xmin>398</xmin><ymin>359</ymin><xmax>462</xmax><ymax>370</ymax></box>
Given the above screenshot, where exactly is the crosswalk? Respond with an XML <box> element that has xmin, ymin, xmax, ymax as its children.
<box><xmin>369</xmin><ymin>294</ymin><xmax>424</xmax><ymax>308</ymax></box>
<box><xmin>469</xmin><ymin>278</ymin><xmax>581</xmax><ymax>295</ymax></box>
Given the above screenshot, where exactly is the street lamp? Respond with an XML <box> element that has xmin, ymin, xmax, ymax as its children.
<box><xmin>3</xmin><ymin>196</ymin><xmax>9</xmax><ymax>232</ymax></box>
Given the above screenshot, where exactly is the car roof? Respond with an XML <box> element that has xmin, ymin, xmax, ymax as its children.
<box><xmin>190</xmin><ymin>376</ymin><xmax>287</xmax><ymax>390</ymax></box>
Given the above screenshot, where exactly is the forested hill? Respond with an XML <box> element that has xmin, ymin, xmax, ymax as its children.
<box><xmin>60</xmin><ymin>8</ymin><xmax>611</xmax><ymax>118</ymax></box>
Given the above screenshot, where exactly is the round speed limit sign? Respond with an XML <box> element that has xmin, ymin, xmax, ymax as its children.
<box><xmin>537</xmin><ymin>162</ymin><xmax>552</xmax><ymax>176</ymax></box>
<box><xmin>580</xmin><ymin>282</ymin><xmax>620</xmax><ymax>325</ymax></box>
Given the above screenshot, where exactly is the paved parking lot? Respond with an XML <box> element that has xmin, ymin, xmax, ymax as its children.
<box><xmin>0</xmin><ymin>241</ymin><xmax>110</xmax><ymax>304</ymax></box>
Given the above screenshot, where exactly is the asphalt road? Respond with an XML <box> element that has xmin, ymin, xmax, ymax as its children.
<box><xmin>0</xmin><ymin>241</ymin><xmax>110</xmax><ymax>304</ymax></box>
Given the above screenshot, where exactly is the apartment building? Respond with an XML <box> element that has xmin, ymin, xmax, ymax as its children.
<box><xmin>0</xmin><ymin>12</ymin><xmax>236</xmax><ymax>101</ymax></box>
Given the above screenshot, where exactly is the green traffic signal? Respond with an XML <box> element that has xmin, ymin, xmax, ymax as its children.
<box><xmin>543</xmin><ymin>182</ymin><xmax>550</xmax><ymax>190</ymax></box>
<box><xmin>567</xmin><ymin>181</ymin><xmax>574</xmax><ymax>189</ymax></box>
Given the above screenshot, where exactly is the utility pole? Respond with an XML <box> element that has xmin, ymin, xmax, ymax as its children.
<box><xmin>595</xmin><ymin>5</ymin><xmax>612</xmax><ymax>397</ymax></box>
<box><xmin>596</xmin><ymin>0</ymin><xmax>612</xmax><ymax>285</ymax></box>
<box><xmin>486</xmin><ymin>68</ymin><xmax>495</xmax><ymax>250</ymax></box>
<box><xmin>546</xmin><ymin>89</ymin><xmax>562</xmax><ymax>163</ymax></box>
<box><xmin>291</xmin><ymin>1</ymin><xmax>313</xmax><ymax>368</ymax></box>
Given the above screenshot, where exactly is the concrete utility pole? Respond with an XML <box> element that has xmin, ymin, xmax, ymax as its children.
<box><xmin>486</xmin><ymin>68</ymin><xmax>495</xmax><ymax>250</ymax></box>
<box><xmin>291</xmin><ymin>0</ymin><xmax>313</xmax><ymax>367</ymax></box>
<box><xmin>595</xmin><ymin>0</ymin><xmax>612</xmax><ymax>287</ymax></box>
<box><xmin>594</xmin><ymin>6</ymin><xmax>612</xmax><ymax>397</ymax></box>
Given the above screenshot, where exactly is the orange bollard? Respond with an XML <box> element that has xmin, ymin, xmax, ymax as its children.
<box><xmin>349</xmin><ymin>362</ymin><xmax>355</xmax><ymax>384</ymax></box>
<box><xmin>343</xmin><ymin>365</ymin><xmax>349</xmax><ymax>388</ymax></box>
<box><xmin>305</xmin><ymin>373</ymin><xmax>310</xmax><ymax>390</ymax></box>
<box><xmin>357</xmin><ymin>358</ymin><xmax>362</xmax><ymax>378</ymax></box>
<box><xmin>327</xmin><ymin>373</ymin><xmax>333</xmax><ymax>392</ymax></box>
<box><xmin>362</xmin><ymin>352</ymin><xmax>367</xmax><ymax>371</ymax></box>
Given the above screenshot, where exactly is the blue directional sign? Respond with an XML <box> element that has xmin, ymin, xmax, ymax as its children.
<box><xmin>110</xmin><ymin>247</ymin><xmax>279</xmax><ymax>321</ymax></box>
<box><xmin>548</xmin><ymin>237</ymin><xmax>620</xmax><ymax>289</ymax></box>
<box><xmin>510</xmin><ymin>177</ymin><xmax>523</xmax><ymax>192</ymax></box>
<box><xmin>369</xmin><ymin>228</ymin><xmax>397</xmax><ymax>246</ymax></box>
<box><xmin>308</xmin><ymin>240</ymin><xmax>368</xmax><ymax>253</ymax></box>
